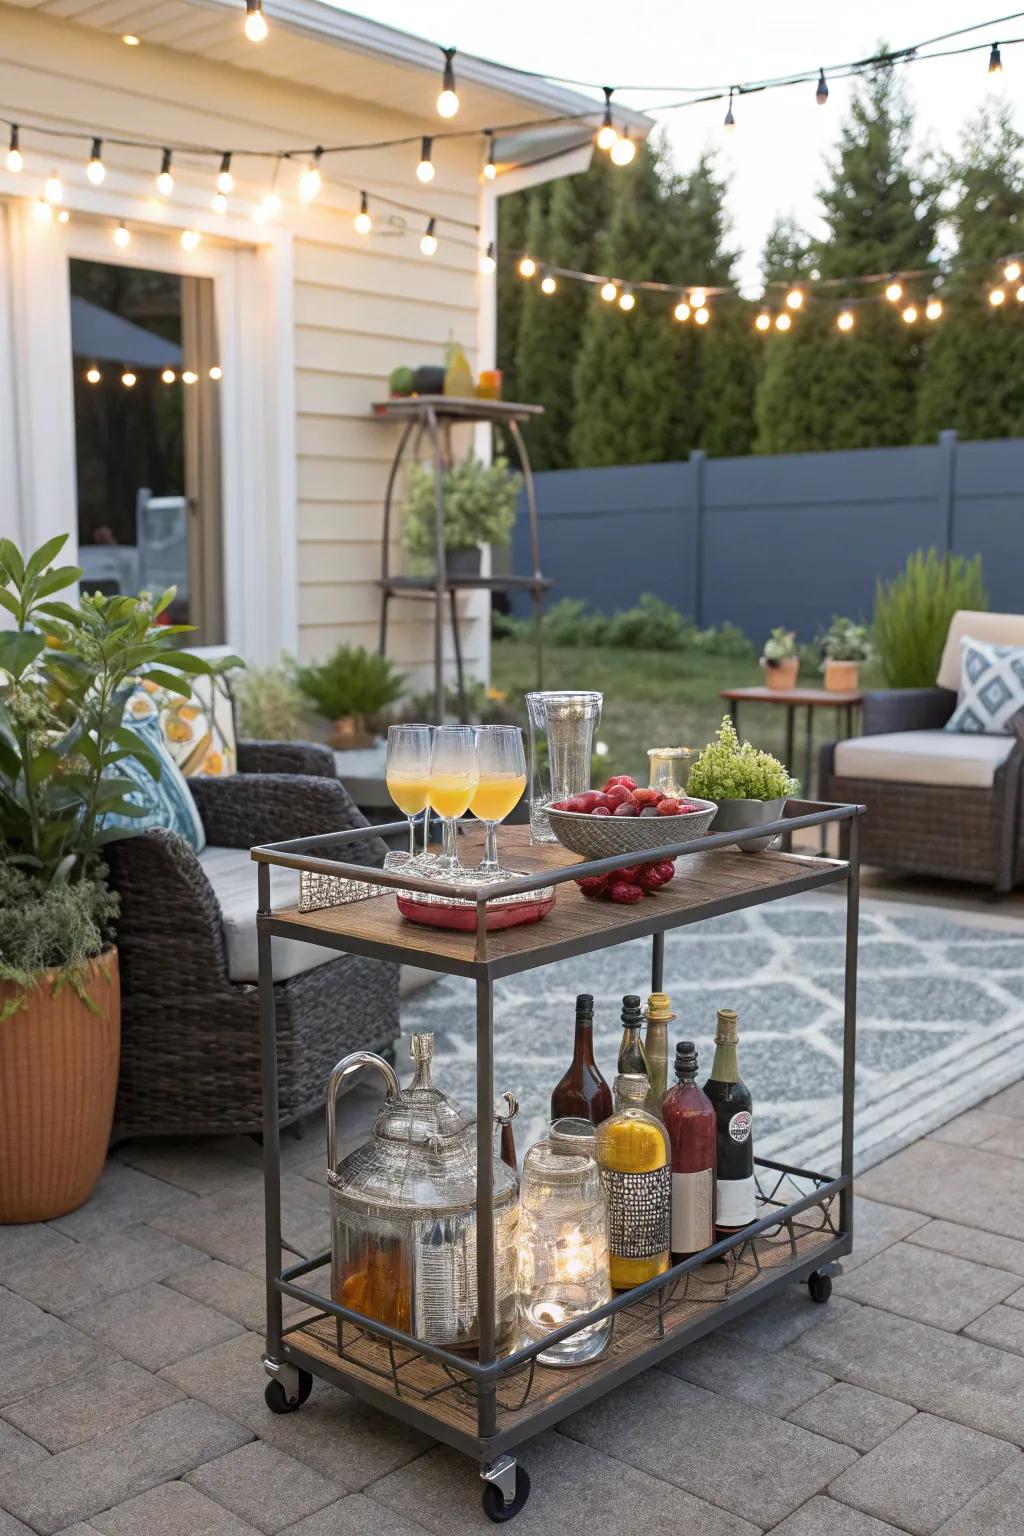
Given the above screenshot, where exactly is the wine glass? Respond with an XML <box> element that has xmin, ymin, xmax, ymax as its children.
<box><xmin>471</xmin><ymin>725</ymin><xmax>527</xmax><ymax>875</ymax></box>
<box><xmin>428</xmin><ymin>724</ymin><xmax>479</xmax><ymax>874</ymax></box>
<box><xmin>385</xmin><ymin>725</ymin><xmax>433</xmax><ymax>863</ymax></box>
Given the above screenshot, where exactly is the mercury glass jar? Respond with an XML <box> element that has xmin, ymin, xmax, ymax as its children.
<box><xmin>595</xmin><ymin>1074</ymin><xmax>671</xmax><ymax>1289</ymax></box>
<box><xmin>517</xmin><ymin>1137</ymin><xmax>612</xmax><ymax>1367</ymax></box>
<box><xmin>327</xmin><ymin>1033</ymin><xmax>519</xmax><ymax>1352</ymax></box>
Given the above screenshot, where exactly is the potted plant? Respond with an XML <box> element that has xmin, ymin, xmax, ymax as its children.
<box><xmin>820</xmin><ymin>616</ymin><xmax>871</xmax><ymax>692</ymax></box>
<box><xmin>401</xmin><ymin>452</ymin><xmax>523</xmax><ymax>577</ymax></box>
<box><xmin>688</xmin><ymin>716</ymin><xmax>797</xmax><ymax>854</ymax></box>
<box><xmin>760</xmin><ymin>627</ymin><xmax>800</xmax><ymax>690</ymax></box>
<box><xmin>0</xmin><ymin>535</ymin><xmax>213</xmax><ymax>1221</ymax></box>
<box><xmin>296</xmin><ymin>645</ymin><xmax>404</xmax><ymax>749</ymax></box>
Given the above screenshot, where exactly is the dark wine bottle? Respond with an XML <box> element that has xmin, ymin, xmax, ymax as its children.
<box><xmin>702</xmin><ymin>1008</ymin><xmax>755</xmax><ymax>1239</ymax></box>
<box><xmin>662</xmin><ymin>1041</ymin><xmax>716</xmax><ymax>1261</ymax></box>
<box><xmin>551</xmin><ymin>994</ymin><xmax>613</xmax><ymax>1126</ymax></box>
<box><xmin>617</xmin><ymin>995</ymin><xmax>649</xmax><ymax>1079</ymax></box>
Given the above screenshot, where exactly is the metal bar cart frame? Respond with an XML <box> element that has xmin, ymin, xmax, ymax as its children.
<box><xmin>254</xmin><ymin>800</ymin><xmax>863</xmax><ymax>1521</ymax></box>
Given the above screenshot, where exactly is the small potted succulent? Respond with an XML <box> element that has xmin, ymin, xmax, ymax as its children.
<box><xmin>688</xmin><ymin>716</ymin><xmax>797</xmax><ymax>853</ymax></box>
<box><xmin>820</xmin><ymin>616</ymin><xmax>871</xmax><ymax>692</ymax></box>
<box><xmin>401</xmin><ymin>452</ymin><xmax>522</xmax><ymax>578</ymax></box>
<box><xmin>760</xmin><ymin>627</ymin><xmax>800</xmax><ymax>690</ymax></box>
<box><xmin>295</xmin><ymin>645</ymin><xmax>404</xmax><ymax>749</ymax></box>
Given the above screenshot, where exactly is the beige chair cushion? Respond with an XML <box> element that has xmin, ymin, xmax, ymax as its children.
<box><xmin>937</xmin><ymin>610</ymin><xmax>1024</xmax><ymax>691</ymax></box>
<box><xmin>833</xmin><ymin>730</ymin><xmax>1015</xmax><ymax>789</ymax></box>
<box><xmin>199</xmin><ymin>845</ymin><xmax>325</xmax><ymax>983</ymax></box>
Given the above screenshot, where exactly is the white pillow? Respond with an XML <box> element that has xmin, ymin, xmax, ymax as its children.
<box><xmin>945</xmin><ymin>635</ymin><xmax>1024</xmax><ymax>735</ymax></box>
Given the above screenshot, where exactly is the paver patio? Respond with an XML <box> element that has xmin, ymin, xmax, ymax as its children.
<box><xmin>1</xmin><ymin>1072</ymin><xmax>1023</xmax><ymax>1536</ymax></box>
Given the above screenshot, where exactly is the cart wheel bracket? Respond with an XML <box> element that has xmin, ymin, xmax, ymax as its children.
<box><xmin>263</xmin><ymin>1354</ymin><xmax>302</xmax><ymax>1404</ymax></box>
<box><xmin>481</xmin><ymin>1457</ymin><xmax>530</xmax><ymax>1522</ymax></box>
<box><xmin>481</xmin><ymin>1456</ymin><xmax>518</xmax><ymax>1506</ymax></box>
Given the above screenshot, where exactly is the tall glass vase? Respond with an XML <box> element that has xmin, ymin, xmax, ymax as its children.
<box><xmin>525</xmin><ymin>691</ymin><xmax>603</xmax><ymax>844</ymax></box>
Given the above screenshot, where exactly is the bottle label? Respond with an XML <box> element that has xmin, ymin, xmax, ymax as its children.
<box><xmin>671</xmin><ymin>1169</ymin><xmax>714</xmax><ymax>1253</ymax></box>
<box><xmin>600</xmin><ymin>1166</ymin><xmax>671</xmax><ymax>1259</ymax></box>
<box><xmin>728</xmin><ymin>1111</ymin><xmax>752</xmax><ymax>1144</ymax></box>
<box><xmin>716</xmin><ymin>1174</ymin><xmax>756</xmax><ymax>1228</ymax></box>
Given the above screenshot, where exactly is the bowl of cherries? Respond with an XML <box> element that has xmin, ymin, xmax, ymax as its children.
<box><xmin>548</xmin><ymin>776</ymin><xmax>718</xmax><ymax>863</ymax></box>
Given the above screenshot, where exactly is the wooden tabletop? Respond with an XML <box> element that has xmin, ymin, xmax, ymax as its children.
<box><xmin>721</xmin><ymin>686</ymin><xmax>864</xmax><ymax>707</ymax></box>
<box><xmin>371</xmin><ymin>396</ymin><xmax>544</xmax><ymax>424</ymax></box>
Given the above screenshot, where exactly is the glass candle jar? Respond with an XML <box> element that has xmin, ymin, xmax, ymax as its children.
<box><xmin>647</xmin><ymin>747</ymin><xmax>694</xmax><ymax>796</ymax></box>
<box><xmin>549</xmin><ymin>1117</ymin><xmax>598</xmax><ymax>1159</ymax></box>
<box><xmin>517</xmin><ymin>1138</ymin><xmax>612</xmax><ymax>1367</ymax></box>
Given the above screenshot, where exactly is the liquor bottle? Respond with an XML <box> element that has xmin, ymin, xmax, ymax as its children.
<box><xmin>661</xmin><ymin>1041</ymin><xmax>716</xmax><ymax>1261</ymax></box>
<box><xmin>644</xmin><ymin>992</ymin><xmax>675</xmax><ymax>1112</ymax></box>
<box><xmin>702</xmin><ymin>1008</ymin><xmax>755</xmax><ymax>1239</ymax></box>
<box><xmin>595</xmin><ymin>1074</ymin><xmax>671</xmax><ymax>1289</ymax></box>
<box><xmin>550</xmin><ymin>994</ymin><xmax>614</xmax><ymax>1126</ymax></box>
<box><xmin>617</xmin><ymin>995</ymin><xmax>649</xmax><ymax>1080</ymax></box>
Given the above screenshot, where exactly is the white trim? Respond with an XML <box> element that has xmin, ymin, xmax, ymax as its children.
<box><xmin>495</xmin><ymin>145</ymin><xmax>595</xmax><ymax>198</ymax></box>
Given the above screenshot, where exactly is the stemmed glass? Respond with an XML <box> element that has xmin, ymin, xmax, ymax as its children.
<box><xmin>385</xmin><ymin>725</ymin><xmax>433</xmax><ymax>863</ymax></box>
<box><xmin>428</xmin><ymin>725</ymin><xmax>479</xmax><ymax>874</ymax></box>
<box><xmin>471</xmin><ymin>725</ymin><xmax>527</xmax><ymax>875</ymax></box>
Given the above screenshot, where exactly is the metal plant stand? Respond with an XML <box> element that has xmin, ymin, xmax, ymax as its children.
<box><xmin>254</xmin><ymin>800</ymin><xmax>863</xmax><ymax>1523</ymax></box>
<box><xmin>374</xmin><ymin>397</ymin><xmax>551</xmax><ymax>723</ymax></box>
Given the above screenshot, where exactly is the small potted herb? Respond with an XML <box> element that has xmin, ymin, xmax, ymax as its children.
<box><xmin>388</xmin><ymin>366</ymin><xmax>415</xmax><ymax>398</ymax></box>
<box><xmin>760</xmin><ymin>627</ymin><xmax>799</xmax><ymax>690</ymax></box>
<box><xmin>688</xmin><ymin>716</ymin><xmax>797</xmax><ymax>853</ymax></box>
<box><xmin>295</xmin><ymin>645</ymin><xmax>404</xmax><ymax>749</ymax></box>
<box><xmin>401</xmin><ymin>452</ymin><xmax>522</xmax><ymax>578</ymax></box>
<box><xmin>820</xmin><ymin>616</ymin><xmax>871</xmax><ymax>692</ymax></box>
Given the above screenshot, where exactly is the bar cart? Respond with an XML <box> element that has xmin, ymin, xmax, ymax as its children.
<box><xmin>253</xmin><ymin>801</ymin><xmax>863</xmax><ymax>1523</ymax></box>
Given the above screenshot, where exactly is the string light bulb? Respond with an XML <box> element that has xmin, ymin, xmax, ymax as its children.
<box><xmin>180</xmin><ymin>228</ymin><xmax>200</xmax><ymax>252</ymax></box>
<box><xmin>298</xmin><ymin>148</ymin><xmax>323</xmax><ymax>203</ymax></box>
<box><xmin>254</xmin><ymin>190</ymin><xmax>282</xmax><ymax>225</ymax></box>
<box><xmin>480</xmin><ymin>241</ymin><xmax>496</xmax><ymax>275</ymax></box>
<box><xmin>596</xmin><ymin>87</ymin><xmax>618</xmax><ymax>152</ymax></box>
<box><xmin>610</xmin><ymin>129</ymin><xmax>635</xmax><ymax>166</ymax></box>
<box><xmin>1017</xmin><ymin>286</ymin><xmax>1024</xmax><ymax>303</ymax></box>
<box><xmin>483</xmin><ymin>131</ymin><xmax>496</xmax><ymax>181</ymax></box>
<box><xmin>816</xmin><ymin>68</ymin><xmax>829</xmax><ymax>105</ymax></box>
<box><xmin>420</xmin><ymin>217</ymin><xmax>438</xmax><ymax>256</ymax></box>
<box><xmin>5</xmin><ymin>125</ymin><xmax>22</xmax><ymax>174</ymax></box>
<box><xmin>57</xmin><ymin>209</ymin><xmax>71</xmax><ymax>224</ymax></box>
<box><xmin>674</xmin><ymin>300</ymin><xmax>691</xmax><ymax>322</ymax></box>
<box><xmin>209</xmin><ymin>366</ymin><xmax>223</xmax><ymax>380</ymax></box>
<box><xmin>437</xmin><ymin>47</ymin><xmax>459</xmax><ymax>118</ymax></box>
<box><xmin>989</xmin><ymin>42</ymin><xmax>1003</xmax><ymax>74</ymax></box>
<box><xmin>182</xmin><ymin>370</ymin><xmax>198</xmax><ymax>385</ymax></box>
<box><xmin>540</xmin><ymin>270</ymin><xmax>557</xmax><ymax>295</ymax></box>
<box><xmin>724</xmin><ymin>89</ymin><xmax>736</xmax><ymax>130</ymax></box>
<box><xmin>990</xmin><ymin>285</ymin><xmax>1006</xmax><ymax>306</ymax></box>
<box><xmin>901</xmin><ymin>304</ymin><xmax>918</xmax><ymax>324</ymax></box>
<box><xmin>690</xmin><ymin>287</ymin><xmax>706</xmax><ymax>308</ymax></box>
<box><xmin>212</xmin><ymin>192</ymin><xmax>228</xmax><ymax>214</ymax></box>
<box><xmin>86</xmin><ymin>366</ymin><xmax>102</xmax><ymax>384</ymax></box>
<box><xmin>694</xmin><ymin>306</ymin><xmax>710</xmax><ymax>326</ymax></box>
<box><xmin>121</xmin><ymin>34</ymin><xmax>140</xmax><ymax>45</ymax></box>
<box><xmin>354</xmin><ymin>191</ymin><xmax>372</xmax><ymax>235</ymax></box>
<box><xmin>217</xmin><ymin>153</ymin><xmax>234</xmax><ymax>196</ymax></box>
<box><xmin>1004</xmin><ymin>260</ymin><xmax>1021</xmax><ymax>282</ymax></box>
<box><xmin>45</xmin><ymin>171</ymin><xmax>63</xmax><ymax>205</ymax></box>
<box><xmin>618</xmin><ymin>286</ymin><xmax>635</xmax><ymax>311</ymax></box>
<box><xmin>121</xmin><ymin>370</ymin><xmax>137</xmax><ymax>388</ymax></box>
<box><xmin>600</xmin><ymin>281</ymin><xmax>617</xmax><ymax>302</ymax></box>
<box><xmin>161</xmin><ymin>369</ymin><xmax>176</xmax><ymax>384</ymax></box>
<box><xmin>244</xmin><ymin>0</ymin><xmax>268</xmax><ymax>43</ymax></box>
<box><xmin>416</xmin><ymin>136</ymin><xmax>435</xmax><ymax>184</ymax></box>
<box><xmin>157</xmin><ymin>149</ymin><xmax>174</xmax><ymax>197</ymax></box>
<box><xmin>884</xmin><ymin>280</ymin><xmax>902</xmax><ymax>303</ymax></box>
<box><xmin>837</xmin><ymin>309</ymin><xmax>855</xmax><ymax>332</ymax></box>
<box><xmin>785</xmin><ymin>287</ymin><xmax>804</xmax><ymax>310</ymax></box>
<box><xmin>114</xmin><ymin>220</ymin><xmax>131</xmax><ymax>247</ymax></box>
<box><xmin>518</xmin><ymin>255</ymin><xmax>537</xmax><ymax>279</ymax></box>
<box><xmin>775</xmin><ymin>312</ymin><xmax>791</xmax><ymax>331</ymax></box>
<box><xmin>33</xmin><ymin>198</ymin><xmax>52</xmax><ymax>223</ymax></box>
<box><xmin>754</xmin><ymin>310</ymin><xmax>771</xmax><ymax>332</ymax></box>
<box><xmin>87</xmin><ymin>137</ymin><xmax>106</xmax><ymax>185</ymax></box>
<box><xmin>926</xmin><ymin>298</ymin><xmax>943</xmax><ymax>320</ymax></box>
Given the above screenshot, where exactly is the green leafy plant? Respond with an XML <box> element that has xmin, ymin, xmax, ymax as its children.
<box><xmin>606</xmin><ymin>594</ymin><xmax>692</xmax><ymax>651</ymax></box>
<box><xmin>402</xmin><ymin>453</ymin><xmax>522</xmax><ymax>565</ymax></box>
<box><xmin>388</xmin><ymin>365</ymin><xmax>415</xmax><ymax>397</ymax></box>
<box><xmin>234</xmin><ymin>661</ymin><xmax>316</xmax><ymax>741</ymax></box>
<box><xmin>761</xmin><ymin>627</ymin><xmax>798</xmax><ymax>664</ymax></box>
<box><xmin>688</xmin><ymin>716</ymin><xmax>797</xmax><ymax>802</ymax></box>
<box><xmin>820</xmin><ymin>616</ymin><xmax>872</xmax><ymax>665</ymax></box>
<box><xmin>0</xmin><ymin>534</ymin><xmax>226</xmax><ymax>1012</ymax></box>
<box><xmin>493</xmin><ymin>597</ymin><xmax>756</xmax><ymax>658</ymax></box>
<box><xmin>874</xmin><ymin>549</ymin><xmax>987</xmax><ymax>687</ymax></box>
<box><xmin>295</xmin><ymin>646</ymin><xmax>404</xmax><ymax>721</ymax></box>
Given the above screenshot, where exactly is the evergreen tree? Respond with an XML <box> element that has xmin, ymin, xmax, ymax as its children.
<box><xmin>760</xmin><ymin>216</ymin><xmax>815</xmax><ymax>285</ymax></box>
<box><xmin>755</xmin><ymin>63</ymin><xmax>937</xmax><ymax>452</ymax></box>
<box><xmin>495</xmin><ymin>187</ymin><xmax>532</xmax><ymax>405</ymax></box>
<box><xmin>916</xmin><ymin>104</ymin><xmax>1024</xmax><ymax>441</ymax></box>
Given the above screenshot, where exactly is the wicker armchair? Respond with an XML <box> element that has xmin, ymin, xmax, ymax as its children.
<box><xmin>105</xmin><ymin>740</ymin><xmax>399</xmax><ymax>1140</ymax></box>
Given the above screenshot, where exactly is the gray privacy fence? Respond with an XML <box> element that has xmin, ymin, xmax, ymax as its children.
<box><xmin>509</xmin><ymin>431</ymin><xmax>1024</xmax><ymax>641</ymax></box>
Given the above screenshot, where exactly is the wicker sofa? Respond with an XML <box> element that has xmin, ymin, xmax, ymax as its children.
<box><xmin>105</xmin><ymin>740</ymin><xmax>399</xmax><ymax>1140</ymax></box>
<box><xmin>822</xmin><ymin>611</ymin><xmax>1024</xmax><ymax>892</ymax></box>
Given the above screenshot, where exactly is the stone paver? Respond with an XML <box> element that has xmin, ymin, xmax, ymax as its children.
<box><xmin>787</xmin><ymin>1382</ymin><xmax>916</xmax><ymax>1452</ymax></box>
<box><xmin>187</xmin><ymin>1442</ymin><xmax>341</xmax><ymax>1535</ymax></box>
<box><xmin>0</xmin><ymin>1401</ymin><xmax>251</xmax><ymax>1535</ymax></box>
<box><xmin>6</xmin><ymin>1226</ymin><xmax>206</xmax><ymax>1316</ymax></box>
<box><xmin>70</xmin><ymin>1282</ymin><xmax>244</xmax><ymax>1371</ymax></box>
<box><xmin>2</xmin><ymin>1315</ymin><xmax>111</xmax><ymax>1409</ymax></box>
<box><xmin>833</xmin><ymin>1197</ymin><xmax>930</xmax><ymax>1275</ymax></box>
<box><xmin>148</xmin><ymin>1181</ymin><xmax>328</xmax><ymax>1271</ymax></box>
<box><xmin>977</xmin><ymin>1120</ymin><xmax>1024</xmax><ymax>1161</ymax></box>
<box><xmin>660</xmin><ymin>1331</ymin><xmax>834</xmax><ymax>1415</ymax></box>
<box><xmin>164</xmin><ymin>1261</ymin><xmax>308</xmax><ymax>1332</ymax></box>
<box><xmin>964</xmin><ymin>1303</ymin><xmax>1024</xmax><ymax>1355</ymax></box>
<box><xmin>770</xmin><ymin>1497</ymin><xmax>909</xmax><ymax>1535</ymax></box>
<box><xmin>561</xmin><ymin>1370</ymin><xmax>856</xmax><ymax>1528</ymax></box>
<box><xmin>722</xmin><ymin>1288</ymin><xmax>861</xmax><ymax>1352</ymax></box>
<box><xmin>932</xmin><ymin>1454</ymin><xmax>1024</xmax><ymax>1534</ymax></box>
<box><xmin>0</xmin><ymin>1512</ymin><xmax>35</xmax><ymax>1536</ymax></box>
<box><xmin>828</xmin><ymin>1412</ymin><xmax>1020</xmax><ymax>1536</ymax></box>
<box><xmin>906</xmin><ymin>1219</ymin><xmax>1024</xmax><ymax>1278</ymax></box>
<box><xmin>278</xmin><ymin>1494</ymin><xmax>431</xmax><ymax>1536</ymax></box>
<box><xmin>0</xmin><ymin>1418</ymin><xmax>49</xmax><ymax>1471</ymax></box>
<box><xmin>927</xmin><ymin>1107</ymin><xmax>1022</xmax><ymax>1147</ymax></box>
<box><xmin>116</xmin><ymin>1141</ymin><xmax>265</xmax><ymax>1198</ymax></box>
<box><xmin>47</xmin><ymin>1162</ymin><xmax>195</xmax><ymax>1241</ymax></box>
<box><xmin>0</xmin><ymin>1224</ymin><xmax>75</xmax><ymax>1282</ymax></box>
<box><xmin>368</xmin><ymin>1433</ymin><xmax>759</xmax><ymax>1535</ymax></box>
<box><xmin>835</xmin><ymin>1241</ymin><xmax>1021</xmax><ymax>1330</ymax></box>
<box><xmin>89</xmin><ymin>1481</ymin><xmax>260</xmax><ymax>1535</ymax></box>
<box><xmin>2</xmin><ymin>1359</ymin><xmax>183</xmax><ymax>1452</ymax></box>
<box><xmin>985</xmin><ymin>1082</ymin><xmax>1024</xmax><ymax>1118</ymax></box>
<box><xmin>858</xmin><ymin>1140</ymin><xmax>1024</xmax><ymax>1240</ymax></box>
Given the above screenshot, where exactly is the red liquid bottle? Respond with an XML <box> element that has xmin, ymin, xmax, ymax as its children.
<box><xmin>661</xmin><ymin>1040</ymin><xmax>716</xmax><ymax>1261</ymax></box>
<box><xmin>550</xmin><ymin>993</ymin><xmax>614</xmax><ymax>1126</ymax></box>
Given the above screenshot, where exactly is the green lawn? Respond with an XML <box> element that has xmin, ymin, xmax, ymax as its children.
<box><xmin>491</xmin><ymin>638</ymin><xmax>882</xmax><ymax>789</ymax></box>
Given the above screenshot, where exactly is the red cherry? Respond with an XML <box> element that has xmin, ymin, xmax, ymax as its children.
<box><xmin>615</xmin><ymin>776</ymin><xmax>638</xmax><ymax>791</ymax></box>
<box><xmin>616</xmin><ymin>865</ymin><xmax>643</xmax><ymax>883</ymax></box>
<box><xmin>657</xmin><ymin>798</ymin><xmax>683</xmax><ymax>816</ymax></box>
<box><xmin>576</xmin><ymin>874</ymin><xmax>612</xmax><ymax>898</ymax></box>
<box><xmin>564</xmin><ymin>797</ymin><xmax>587</xmax><ymax>813</ymax></box>
<box><xmin>607</xmin><ymin>882</ymin><xmax>645</xmax><ymax>904</ymax></box>
<box><xmin>591</xmin><ymin>805</ymin><xmax>611</xmax><ymax>816</ymax></box>
<box><xmin>577</xmin><ymin>791</ymin><xmax>601</xmax><ymax>813</ymax></box>
<box><xmin>605</xmin><ymin>785</ymin><xmax>631</xmax><ymax>807</ymax></box>
<box><xmin>613</xmin><ymin>801</ymin><xmax>638</xmax><ymax>817</ymax></box>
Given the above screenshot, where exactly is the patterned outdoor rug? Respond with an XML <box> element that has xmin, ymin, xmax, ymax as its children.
<box><xmin>401</xmin><ymin>900</ymin><xmax>1024</xmax><ymax>1175</ymax></box>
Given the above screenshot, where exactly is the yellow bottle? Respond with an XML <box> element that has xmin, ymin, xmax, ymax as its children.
<box><xmin>444</xmin><ymin>340</ymin><xmax>474</xmax><ymax>398</ymax></box>
<box><xmin>595</xmin><ymin>1073</ymin><xmax>671</xmax><ymax>1289</ymax></box>
<box><xmin>645</xmin><ymin>993</ymin><xmax>676</xmax><ymax>1114</ymax></box>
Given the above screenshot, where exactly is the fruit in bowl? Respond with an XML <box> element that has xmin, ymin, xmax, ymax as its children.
<box><xmin>547</xmin><ymin>778</ymin><xmax>719</xmax><ymax>861</ymax></box>
<box><xmin>552</xmin><ymin>778</ymin><xmax>706</xmax><ymax>820</ymax></box>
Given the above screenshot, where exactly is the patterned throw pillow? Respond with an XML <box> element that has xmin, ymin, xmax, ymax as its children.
<box><xmin>103</xmin><ymin>690</ymin><xmax>206</xmax><ymax>851</ymax></box>
<box><xmin>945</xmin><ymin>635</ymin><xmax>1024</xmax><ymax>735</ymax></box>
<box><xmin>138</xmin><ymin>671</ymin><xmax>238</xmax><ymax>778</ymax></box>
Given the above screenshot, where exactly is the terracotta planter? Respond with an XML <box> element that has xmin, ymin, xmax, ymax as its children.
<box><xmin>824</xmin><ymin>658</ymin><xmax>860</xmax><ymax>692</ymax></box>
<box><xmin>0</xmin><ymin>949</ymin><xmax>120</xmax><ymax>1223</ymax></box>
<box><xmin>762</xmin><ymin>657</ymin><xmax>800</xmax><ymax>690</ymax></box>
<box><xmin>330</xmin><ymin>715</ymin><xmax>375</xmax><ymax>750</ymax></box>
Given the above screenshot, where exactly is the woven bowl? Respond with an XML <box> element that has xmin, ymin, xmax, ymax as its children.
<box><xmin>547</xmin><ymin>797</ymin><xmax>718</xmax><ymax>859</ymax></box>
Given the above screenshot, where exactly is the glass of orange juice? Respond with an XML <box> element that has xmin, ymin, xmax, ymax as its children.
<box><xmin>386</xmin><ymin>724</ymin><xmax>433</xmax><ymax>861</ymax></box>
<box><xmin>429</xmin><ymin>724</ymin><xmax>479</xmax><ymax>873</ymax></box>
<box><xmin>471</xmin><ymin>725</ymin><xmax>527</xmax><ymax>875</ymax></box>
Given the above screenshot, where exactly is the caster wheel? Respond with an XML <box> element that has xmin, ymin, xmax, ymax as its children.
<box><xmin>482</xmin><ymin>1466</ymin><xmax>531</xmax><ymax>1523</ymax></box>
<box><xmin>808</xmin><ymin>1271</ymin><xmax>832</xmax><ymax>1304</ymax></box>
<box><xmin>264</xmin><ymin>1370</ymin><xmax>313</xmax><ymax>1414</ymax></box>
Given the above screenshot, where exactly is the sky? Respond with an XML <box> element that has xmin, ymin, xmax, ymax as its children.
<box><xmin>340</xmin><ymin>0</ymin><xmax>1020</xmax><ymax>291</ymax></box>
